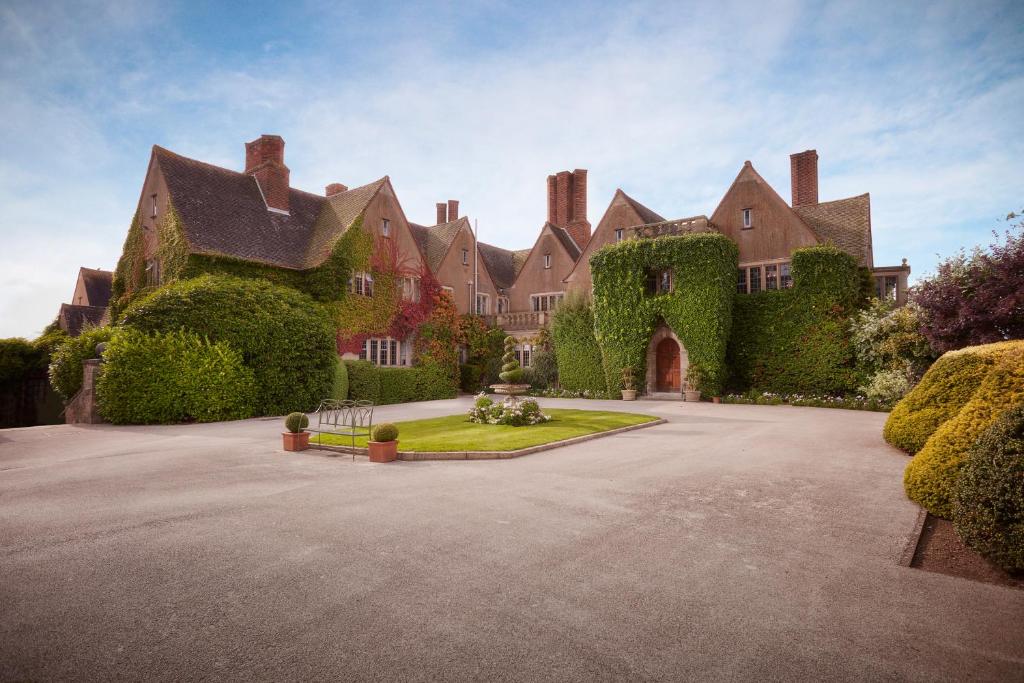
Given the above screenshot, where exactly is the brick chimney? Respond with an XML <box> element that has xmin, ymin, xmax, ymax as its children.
<box><xmin>436</xmin><ymin>202</ymin><xmax>447</xmax><ymax>224</ymax></box>
<box><xmin>325</xmin><ymin>183</ymin><xmax>348</xmax><ymax>196</ymax></box>
<box><xmin>790</xmin><ymin>149</ymin><xmax>819</xmax><ymax>207</ymax></box>
<box><xmin>245</xmin><ymin>135</ymin><xmax>290</xmax><ymax>212</ymax></box>
<box><xmin>447</xmin><ymin>199</ymin><xmax>459</xmax><ymax>222</ymax></box>
<box><xmin>546</xmin><ymin>168</ymin><xmax>591</xmax><ymax>248</ymax></box>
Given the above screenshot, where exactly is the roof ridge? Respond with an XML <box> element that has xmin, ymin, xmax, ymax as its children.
<box><xmin>798</xmin><ymin>193</ymin><xmax>869</xmax><ymax>209</ymax></box>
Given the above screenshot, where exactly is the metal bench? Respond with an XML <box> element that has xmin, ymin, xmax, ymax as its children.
<box><xmin>308</xmin><ymin>399</ymin><xmax>374</xmax><ymax>459</ymax></box>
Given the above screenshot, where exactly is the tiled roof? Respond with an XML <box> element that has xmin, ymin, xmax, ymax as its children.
<box><xmin>548</xmin><ymin>224</ymin><xmax>582</xmax><ymax>260</ymax></box>
<box><xmin>478</xmin><ymin>242</ymin><xmax>523</xmax><ymax>290</ymax></box>
<box><xmin>408</xmin><ymin>217</ymin><xmax>468</xmax><ymax>272</ymax></box>
<box><xmin>628</xmin><ymin>215</ymin><xmax>714</xmax><ymax>239</ymax></box>
<box><xmin>621</xmin><ymin>192</ymin><xmax>666</xmax><ymax>225</ymax></box>
<box><xmin>154</xmin><ymin>146</ymin><xmax>328</xmax><ymax>270</ymax></box>
<box><xmin>78</xmin><ymin>268</ymin><xmax>112</xmax><ymax>307</ymax></box>
<box><xmin>58</xmin><ymin>304</ymin><xmax>107</xmax><ymax>337</ymax></box>
<box><xmin>794</xmin><ymin>194</ymin><xmax>872</xmax><ymax>265</ymax></box>
<box><xmin>303</xmin><ymin>178</ymin><xmax>387</xmax><ymax>267</ymax></box>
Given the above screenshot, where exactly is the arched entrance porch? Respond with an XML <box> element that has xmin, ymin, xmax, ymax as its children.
<box><xmin>644</xmin><ymin>324</ymin><xmax>689</xmax><ymax>396</ymax></box>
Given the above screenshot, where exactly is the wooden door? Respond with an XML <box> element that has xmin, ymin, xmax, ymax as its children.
<box><xmin>655</xmin><ymin>338</ymin><xmax>681</xmax><ymax>392</ymax></box>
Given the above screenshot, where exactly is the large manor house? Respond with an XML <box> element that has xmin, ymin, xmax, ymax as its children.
<box><xmin>62</xmin><ymin>135</ymin><xmax>909</xmax><ymax>370</ymax></box>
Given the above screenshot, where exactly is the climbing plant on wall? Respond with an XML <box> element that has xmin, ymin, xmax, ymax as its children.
<box><xmin>590</xmin><ymin>233</ymin><xmax>738</xmax><ymax>396</ymax></box>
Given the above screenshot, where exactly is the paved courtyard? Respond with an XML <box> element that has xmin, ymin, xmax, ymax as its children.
<box><xmin>1</xmin><ymin>398</ymin><xmax>1022</xmax><ymax>681</ymax></box>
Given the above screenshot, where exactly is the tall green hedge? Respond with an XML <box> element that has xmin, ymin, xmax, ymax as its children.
<box><xmin>590</xmin><ymin>233</ymin><xmax>738</xmax><ymax>395</ymax></box>
<box><xmin>96</xmin><ymin>328</ymin><xmax>256</xmax><ymax>424</ymax></box>
<box><xmin>727</xmin><ymin>245</ymin><xmax>864</xmax><ymax>394</ymax></box>
<box><xmin>344</xmin><ymin>360</ymin><xmax>457</xmax><ymax>405</ymax></box>
<box><xmin>551</xmin><ymin>295</ymin><xmax>606</xmax><ymax>394</ymax></box>
<box><xmin>120</xmin><ymin>275</ymin><xmax>336</xmax><ymax>415</ymax></box>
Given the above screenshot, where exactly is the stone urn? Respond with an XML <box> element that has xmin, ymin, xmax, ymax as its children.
<box><xmin>685</xmin><ymin>389</ymin><xmax>702</xmax><ymax>402</ymax></box>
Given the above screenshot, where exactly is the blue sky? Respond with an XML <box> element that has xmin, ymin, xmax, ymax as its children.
<box><xmin>1</xmin><ymin>0</ymin><xmax>1022</xmax><ymax>338</ymax></box>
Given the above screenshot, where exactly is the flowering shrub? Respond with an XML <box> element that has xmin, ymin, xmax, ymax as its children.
<box><xmin>721</xmin><ymin>390</ymin><xmax>890</xmax><ymax>412</ymax></box>
<box><xmin>534</xmin><ymin>387</ymin><xmax>614</xmax><ymax>400</ymax></box>
<box><xmin>468</xmin><ymin>394</ymin><xmax>552</xmax><ymax>426</ymax></box>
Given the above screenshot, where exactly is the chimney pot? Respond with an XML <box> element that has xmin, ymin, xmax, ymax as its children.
<box><xmin>447</xmin><ymin>199</ymin><xmax>459</xmax><ymax>222</ymax></box>
<box><xmin>790</xmin><ymin>149</ymin><xmax>819</xmax><ymax>207</ymax></box>
<box><xmin>325</xmin><ymin>183</ymin><xmax>348</xmax><ymax>196</ymax></box>
<box><xmin>436</xmin><ymin>202</ymin><xmax>447</xmax><ymax>224</ymax></box>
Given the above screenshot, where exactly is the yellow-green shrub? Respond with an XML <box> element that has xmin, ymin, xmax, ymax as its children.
<box><xmin>883</xmin><ymin>351</ymin><xmax>995</xmax><ymax>454</ymax></box>
<box><xmin>904</xmin><ymin>341</ymin><xmax>1024</xmax><ymax>518</ymax></box>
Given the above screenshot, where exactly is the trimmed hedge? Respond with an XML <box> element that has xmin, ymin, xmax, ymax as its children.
<box><xmin>883</xmin><ymin>350</ymin><xmax>995</xmax><ymax>454</ymax></box>
<box><xmin>952</xmin><ymin>403</ymin><xmax>1024</xmax><ymax>572</ymax></box>
<box><xmin>0</xmin><ymin>338</ymin><xmax>46</xmax><ymax>389</ymax></box>
<box><xmin>120</xmin><ymin>275</ymin><xmax>335</xmax><ymax>416</ymax></box>
<box><xmin>727</xmin><ymin>245</ymin><xmax>864</xmax><ymax>395</ymax></box>
<box><xmin>904</xmin><ymin>341</ymin><xmax>1024</xmax><ymax>518</ymax></box>
<box><xmin>331</xmin><ymin>357</ymin><xmax>349</xmax><ymax>400</ymax></box>
<box><xmin>551</xmin><ymin>295</ymin><xmax>606</xmax><ymax>394</ymax></box>
<box><xmin>96</xmin><ymin>328</ymin><xmax>256</xmax><ymax>424</ymax></box>
<box><xmin>590</xmin><ymin>234</ymin><xmax>738</xmax><ymax>395</ymax></box>
<box><xmin>48</xmin><ymin>327</ymin><xmax>115</xmax><ymax>400</ymax></box>
<box><xmin>344</xmin><ymin>360</ymin><xmax>457</xmax><ymax>405</ymax></box>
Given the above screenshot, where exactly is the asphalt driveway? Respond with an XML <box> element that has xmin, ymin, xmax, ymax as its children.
<box><xmin>1</xmin><ymin>398</ymin><xmax>1022</xmax><ymax>681</ymax></box>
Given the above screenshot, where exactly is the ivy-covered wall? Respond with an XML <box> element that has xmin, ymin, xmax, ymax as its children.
<box><xmin>590</xmin><ymin>233</ymin><xmax>738</xmax><ymax>395</ymax></box>
<box><xmin>727</xmin><ymin>245</ymin><xmax>864</xmax><ymax>394</ymax></box>
<box><xmin>551</xmin><ymin>295</ymin><xmax>606</xmax><ymax>394</ymax></box>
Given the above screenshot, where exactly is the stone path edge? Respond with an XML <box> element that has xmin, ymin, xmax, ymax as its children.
<box><xmin>898</xmin><ymin>506</ymin><xmax>929</xmax><ymax>567</ymax></box>
<box><xmin>307</xmin><ymin>417</ymin><xmax>668</xmax><ymax>461</ymax></box>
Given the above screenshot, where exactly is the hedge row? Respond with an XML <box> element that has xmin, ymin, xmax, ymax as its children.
<box><xmin>120</xmin><ymin>275</ymin><xmax>336</xmax><ymax>415</ymax></box>
<box><xmin>727</xmin><ymin>245</ymin><xmax>864</xmax><ymax>395</ymax></box>
<box><xmin>96</xmin><ymin>328</ymin><xmax>256</xmax><ymax>424</ymax></box>
<box><xmin>903</xmin><ymin>340</ymin><xmax>1024</xmax><ymax>518</ymax></box>
<box><xmin>344</xmin><ymin>360</ymin><xmax>457</xmax><ymax>405</ymax></box>
<box><xmin>48</xmin><ymin>327</ymin><xmax>115</xmax><ymax>400</ymax></box>
<box><xmin>551</xmin><ymin>296</ymin><xmax>606</xmax><ymax>394</ymax></box>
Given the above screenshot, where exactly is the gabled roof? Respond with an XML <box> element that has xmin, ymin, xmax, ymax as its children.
<box><xmin>77</xmin><ymin>268</ymin><xmax>112</xmax><ymax>307</ymax></box>
<box><xmin>477</xmin><ymin>241</ymin><xmax>523</xmax><ymax>290</ymax></box>
<box><xmin>548</xmin><ymin>223</ymin><xmax>582</xmax><ymax>261</ymax></box>
<box><xmin>794</xmin><ymin>194</ymin><xmax>872</xmax><ymax>266</ymax></box>
<box><xmin>58</xmin><ymin>303</ymin><xmax>107</xmax><ymax>337</ymax></box>
<box><xmin>303</xmin><ymin>178</ymin><xmax>388</xmax><ymax>267</ymax></box>
<box><xmin>154</xmin><ymin>146</ymin><xmax>328</xmax><ymax>270</ymax></box>
<box><xmin>408</xmin><ymin>217</ymin><xmax>469</xmax><ymax>272</ymax></box>
<box><xmin>621</xmin><ymin>191</ymin><xmax>666</xmax><ymax>225</ymax></box>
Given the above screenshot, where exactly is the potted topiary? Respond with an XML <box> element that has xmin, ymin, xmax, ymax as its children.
<box><xmin>283</xmin><ymin>412</ymin><xmax>310</xmax><ymax>451</ymax></box>
<box><xmin>685</xmin><ymin>365</ymin><xmax>704</xmax><ymax>402</ymax></box>
<box><xmin>621</xmin><ymin>367</ymin><xmax>637</xmax><ymax>401</ymax></box>
<box><xmin>368</xmin><ymin>423</ymin><xmax>399</xmax><ymax>463</ymax></box>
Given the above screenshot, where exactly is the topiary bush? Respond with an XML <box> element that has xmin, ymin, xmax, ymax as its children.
<box><xmin>498</xmin><ymin>336</ymin><xmax>524</xmax><ymax>384</ymax></box>
<box><xmin>48</xmin><ymin>327</ymin><xmax>115</xmax><ymax>400</ymax></box>
<box><xmin>331</xmin><ymin>357</ymin><xmax>349</xmax><ymax>400</ymax></box>
<box><xmin>904</xmin><ymin>342</ymin><xmax>1024</xmax><ymax>518</ymax></box>
<box><xmin>551</xmin><ymin>294</ymin><xmax>606</xmax><ymax>394</ymax></box>
<box><xmin>119</xmin><ymin>275</ymin><xmax>335</xmax><ymax>416</ymax></box>
<box><xmin>372</xmin><ymin>423</ymin><xmax>399</xmax><ymax>442</ymax></box>
<box><xmin>96</xmin><ymin>328</ymin><xmax>256</xmax><ymax>424</ymax></box>
<box><xmin>952</xmin><ymin>403</ymin><xmax>1024</xmax><ymax>573</ymax></box>
<box><xmin>884</xmin><ymin>350</ymin><xmax>995</xmax><ymax>454</ymax></box>
<box><xmin>285</xmin><ymin>412</ymin><xmax>309</xmax><ymax>433</ymax></box>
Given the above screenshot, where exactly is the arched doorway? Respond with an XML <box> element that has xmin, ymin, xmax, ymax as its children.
<box><xmin>655</xmin><ymin>338</ymin><xmax>681</xmax><ymax>392</ymax></box>
<box><xmin>644</xmin><ymin>324</ymin><xmax>689</xmax><ymax>396</ymax></box>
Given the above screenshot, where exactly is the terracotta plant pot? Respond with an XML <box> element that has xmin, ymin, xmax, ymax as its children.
<box><xmin>621</xmin><ymin>389</ymin><xmax>637</xmax><ymax>401</ymax></box>
<box><xmin>712</xmin><ymin>396</ymin><xmax>721</xmax><ymax>404</ymax></box>
<box><xmin>368</xmin><ymin>440</ymin><xmax>399</xmax><ymax>463</ymax></box>
<box><xmin>684</xmin><ymin>390</ymin><xmax>702</xmax><ymax>402</ymax></box>
<box><xmin>282</xmin><ymin>431</ymin><xmax>310</xmax><ymax>452</ymax></box>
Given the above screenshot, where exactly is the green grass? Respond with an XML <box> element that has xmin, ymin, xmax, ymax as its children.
<box><xmin>313</xmin><ymin>408</ymin><xmax>660</xmax><ymax>452</ymax></box>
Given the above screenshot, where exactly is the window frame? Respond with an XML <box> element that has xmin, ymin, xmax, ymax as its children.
<box><xmin>742</xmin><ymin>208</ymin><xmax>753</xmax><ymax>229</ymax></box>
<box><xmin>475</xmin><ymin>292</ymin><xmax>490</xmax><ymax>315</ymax></box>
<box><xmin>381</xmin><ymin>218</ymin><xmax>391</xmax><ymax>237</ymax></box>
<box><xmin>359</xmin><ymin>336</ymin><xmax>407</xmax><ymax>366</ymax></box>
<box><xmin>543</xmin><ymin>253</ymin><xmax>552</xmax><ymax>269</ymax></box>
<box><xmin>530</xmin><ymin>292</ymin><xmax>564</xmax><ymax>312</ymax></box>
<box><xmin>462</xmin><ymin>248</ymin><xmax>469</xmax><ymax>265</ymax></box>
<box><xmin>614</xmin><ymin>228</ymin><xmax>624</xmax><ymax>242</ymax></box>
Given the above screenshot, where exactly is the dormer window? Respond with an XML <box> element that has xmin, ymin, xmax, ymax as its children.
<box><xmin>544</xmin><ymin>253</ymin><xmax>552</xmax><ymax>269</ymax></box>
<box><xmin>381</xmin><ymin>218</ymin><xmax>391</xmax><ymax>237</ymax></box>
<box><xmin>462</xmin><ymin>248</ymin><xmax>469</xmax><ymax>265</ymax></box>
<box><xmin>614</xmin><ymin>228</ymin><xmax>624</xmax><ymax>242</ymax></box>
<box><xmin>742</xmin><ymin>208</ymin><xmax>753</xmax><ymax>229</ymax></box>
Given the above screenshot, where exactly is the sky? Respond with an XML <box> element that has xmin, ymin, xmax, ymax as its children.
<box><xmin>0</xmin><ymin>0</ymin><xmax>1021</xmax><ymax>339</ymax></box>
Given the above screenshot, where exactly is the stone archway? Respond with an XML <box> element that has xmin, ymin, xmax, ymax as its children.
<box><xmin>645</xmin><ymin>324</ymin><xmax>689</xmax><ymax>396</ymax></box>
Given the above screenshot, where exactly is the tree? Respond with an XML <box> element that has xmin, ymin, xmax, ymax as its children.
<box><xmin>913</xmin><ymin>212</ymin><xmax>1024</xmax><ymax>352</ymax></box>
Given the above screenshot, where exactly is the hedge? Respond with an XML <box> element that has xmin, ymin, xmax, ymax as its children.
<box><xmin>48</xmin><ymin>327</ymin><xmax>115</xmax><ymax>400</ymax></box>
<box><xmin>120</xmin><ymin>275</ymin><xmax>336</xmax><ymax>415</ymax></box>
<box><xmin>883</xmin><ymin>350</ymin><xmax>995</xmax><ymax>454</ymax></box>
<box><xmin>96</xmin><ymin>328</ymin><xmax>256</xmax><ymax>424</ymax></box>
<box><xmin>727</xmin><ymin>245</ymin><xmax>864</xmax><ymax>395</ymax></box>
<box><xmin>904</xmin><ymin>340</ymin><xmax>1024</xmax><ymax>518</ymax></box>
<box><xmin>344</xmin><ymin>360</ymin><xmax>457</xmax><ymax>405</ymax></box>
<box><xmin>551</xmin><ymin>295</ymin><xmax>606</xmax><ymax>394</ymax></box>
<box><xmin>952</xmin><ymin>403</ymin><xmax>1024</xmax><ymax>572</ymax></box>
<box><xmin>590</xmin><ymin>233</ymin><xmax>737</xmax><ymax>395</ymax></box>
<box><xmin>0</xmin><ymin>338</ymin><xmax>46</xmax><ymax>389</ymax></box>
<box><xmin>331</xmin><ymin>357</ymin><xmax>349</xmax><ymax>400</ymax></box>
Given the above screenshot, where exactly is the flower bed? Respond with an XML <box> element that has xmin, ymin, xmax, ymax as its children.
<box><xmin>721</xmin><ymin>390</ymin><xmax>891</xmax><ymax>412</ymax></box>
<box><xmin>469</xmin><ymin>394</ymin><xmax>551</xmax><ymax>426</ymax></box>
